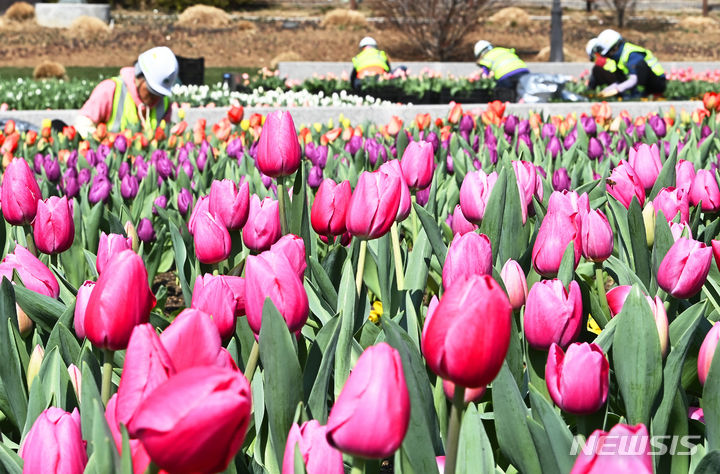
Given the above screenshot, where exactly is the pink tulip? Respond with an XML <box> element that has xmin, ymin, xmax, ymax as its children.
<box><xmin>422</xmin><ymin>274</ymin><xmax>511</xmax><ymax>388</ymax></box>
<box><xmin>73</xmin><ymin>280</ymin><xmax>95</xmax><ymax>339</ymax></box>
<box><xmin>450</xmin><ymin>204</ymin><xmax>477</xmax><ymax>235</ymax></box>
<box><xmin>33</xmin><ymin>196</ymin><xmax>75</xmax><ymax>254</ymax></box>
<box><xmin>689</xmin><ymin>407</ymin><xmax>705</xmax><ymax>423</ymax></box>
<box><xmin>209</xmin><ymin>178</ymin><xmax>250</xmax><ymax>230</ymax></box>
<box><xmin>346</xmin><ymin>170</ymin><xmax>401</xmax><ymax>239</ymax></box>
<box><xmin>546</xmin><ymin>342</ymin><xmax>609</xmax><ymax>414</ymax></box>
<box><xmin>579</xmin><ymin>208</ymin><xmax>613</xmax><ymax>262</ymax></box>
<box><xmin>128</xmin><ymin>366</ymin><xmax>252</xmax><ymax>474</ymax></box>
<box><xmin>689</xmin><ymin>169</ymin><xmax>720</xmax><ymax>212</ymax></box>
<box><xmin>628</xmin><ymin>143</ymin><xmax>662</xmax><ymax>191</ymax></box>
<box><xmin>442</xmin><ymin>379</ymin><xmax>486</xmax><ymax>403</ymax></box>
<box><xmin>670</xmin><ymin>221</ymin><xmax>692</xmax><ymax>241</ymax></box>
<box><xmin>282</xmin><ymin>420</ymin><xmax>344</xmax><ymax>474</ymax></box>
<box><xmin>531</xmin><ymin>204</ymin><xmax>581</xmax><ymax>277</ymax></box>
<box><xmin>400</xmin><ymin>140</ymin><xmax>435</xmax><ymax>190</ymax></box>
<box><xmin>698</xmin><ymin>322</ymin><xmax>720</xmax><ymax>385</ymax></box>
<box><xmin>713</xmin><ymin>240</ymin><xmax>720</xmax><ymax>272</ymax></box>
<box><xmin>0</xmin><ymin>244</ymin><xmax>59</xmax><ymax>298</ymax></box>
<box><xmin>442</xmin><ymin>232</ymin><xmax>493</xmax><ymax>290</ymax></box>
<box><xmin>606</xmin><ymin>285</ymin><xmax>632</xmax><ymax>317</ymax></box>
<box><xmin>326</xmin><ymin>343</ymin><xmax>410</xmax><ymax>459</ymax></box>
<box><xmin>657</xmin><ymin>237</ymin><xmax>712</xmax><ymax>298</ymax></box>
<box><xmin>675</xmin><ymin>159</ymin><xmax>696</xmax><ymax>193</ymax></box>
<box><xmin>187</xmin><ymin>195</ymin><xmax>209</xmax><ymax>236</ymax></box>
<box><xmin>1</xmin><ymin>157</ymin><xmax>41</xmax><ymax>225</ymax></box>
<box><xmin>96</xmin><ymin>232</ymin><xmax>132</xmax><ymax>275</ymax></box>
<box><xmin>459</xmin><ymin>170</ymin><xmax>498</xmax><ymax>224</ymax></box>
<box><xmin>524</xmin><ymin>279</ymin><xmax>583</xmax><ymax>350</ymax></box>
<box><xmin>256</xmin><ymin>110</ymin><xmax>302</xmax><ymax>177</ymax></box>
<box><xmin>192</xmin><ymin>274</ymin><xmax>239</xmax><ymax>340</ymax></box>
<box><xmin>607</xmin><ymin>161</ymin><xmax>646</xmax><ymax>209</ymax></box>
<box><xmin>270</xmin><ymin>233</ymin><xmax>306</xmax><ymax>279</ymax></box>
<box><xmin>310</xmin><ymin>179</ymin><xmax>352</xmax><ymax>237</ymax></box>
<box><xmin>242</xmin><ymin>195</ymin><xmax>282</xmax><ymax>252</ymax></box>
<box><xmin>378</xmin><ymin>160</ymin><xmax>411</xmax><ymax>221</ymax></box>
<box><xmin>160</xmin><ymin>308</ymin><xmax>230</xmax><ymax>371</ymax></box>
<box><xmin>106</xmin><ymin>395</ymin><xmax>151</xmax><ymax>474</ymax></box>
<box><xmin>84</xmin><ymin>250</ymin><xmax>156</xmax><ymax>350</ymax></box>
<box><xmin>19</xmin><ymin>407</ymin><xmax>87</xmax><ymax>474</ymax></box>
<box><xmin>245</xmin><ymin>250</ymin><xmax>308</xmax><ymax>334</ymax></box>
<box><xmin>653</xmin><ymin>187</ymin><xmax>689</xmax><ymax>223</ymax></box>
<box><xmin>570</xmin><ymin>423</ymin><xmax>653</xmax><ymax>474</ymax></box>
<box><xmin>512</xmin><ymin>160</ymin><xmax>539</xmax><ymax>223</ymax></box>
<box><xmin>605</xmin><ymin>286</ymin><xmax>669</xmax><ymax>356</ymax></box>
<box><xmin>193</xmin><ymin>210</ymin><xmax>231</xmax><ymax>264</ymax></box>
<box><xmin>500</xmin><ymin>259</ymin><xmax>528</xmax><ymax>310</ymax></box>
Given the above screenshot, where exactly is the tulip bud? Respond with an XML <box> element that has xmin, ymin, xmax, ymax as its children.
<box><xmin>676</xmin><ymin>159</ymin><xmax>696</xmax><ymax>193</ymax></box>
<box><xmin>689</xmin><ymin>169</ymin><xmax>720</xmax><ymax>212</ymax></box>
<box><xmin>442</xmin><ymin>232</ymin><xmax>492</xmax><ymax>290</ymax></box>
<box><xmin>1</xmin><ymin>157</ymin><xmax>41</xmax><ymax>225</ymax></box>
<box><xmin>500</xmin><ymin>259</ymin><xmax>527</xmax><ymax>310</ymax></box>
<box><xmin>193</xmin><ymin>211</ymin><xmax>231</xmax><ymax>264</ymax></box>
<box><xmin>209</xmin><ymin>179</ymin><xmax>250</xmax><ymax>231</ymax></box>
<box><xmin>570</xmin><ymin>423</ymin><xmax>653</xmax><ymax>473</ymax></box>
<box><xmin>524</xmin><ymin>279</ymin><xmax>583</xmax><ymax>350</ymax></box>
<box><xmin>137</xmin><ymin>218</ymin><xmax>156</xmax><ymax>243</ymax></box>
<box><xmin>27</xmin><ymin>344</ymin><xmax>44</xmax><ymax>390</ymax></box>
<box><xmin>653</xmin><ymin>187</ymin><xmax>689</xmax><ymax>224</ymax></box>
<box><xmin>449</xmin><ymin>204</ymin><xmax>477</xmax><ymax>236</ymax></box>
<box><xmin>282</xmin><ymin>420</ymin><xmax>344</xmax><ymax>474</ymax></box>
<box><xmin>532</xmin><ymin>205</ymin><xmax>581</xmax><ymax>277</ymax></box>
<box><xmin>552</xmin><ymin>168</ymin><xmax>571</xmax><ymax>191</ymax></box>
<box><xmin>242</xmin><ymin>195</ymin><xmax>282</xmax><ymax>252</ymax></box>
<box><xmin>270</xmin><ymin>234</ymin><xmax>306</xmax><ymax>279</ymax></box>
<box><xmin>378</xmin><ymin>160</ymin><xmax>412</xmax><ymax>221</ymax></box>
<box><xmin>657</xmin><ymin>237</ymin><xmax>712</xmax><ymax>299</ymax></box>
<box><xmin>400</xmin><ymin>140</ymin><xmax>435</xmax><ymax>190</ymax></box>
<box><xmin>32</xmin><ymin>196</ymin><xmax>75</xmax><ymax>255</ymax></box>
<box><xmin>177</xmin><ymin>187</ymin><xmax>193</xmax><ymax>216</ymax></box>
<box><xmin>642</xmin><ymin>202</ymin><xmax>655</xmax><ymax>247</ymax></box>
<box><xmin>96</xmin><ymin>232</ymin><xmax>133</xmax><ymax>275</ymax></box>
<box><xmin>606</xmin><ymin>161</ymin><xmax>646</xmax><ymax>209</ymax></box>
<box><xmin>192</xmin><ymin>274</ymin><xmax>239</xmax><ymax>340</ymax></box>
<box><xmin>124</xmin><ymin>221</ymin><xmax>139</xmax><ymax>252</ymax></box>
<box><xmin>546</xmin><ymin>342</ymin><xmax>609</xmax><ymax>414</ymax></box>
<box><xmin>160</xmin><ymin>308</ymin><xmax>230</xmax><ymax>371</ymax></box>
<box><xmin>699</xmin><ymin>322</ymin><xmax>720</xmax><ymax>385</ymax></box>
<box><xmin>512</xmin><ymin>160</ymin><xmax>540</xmax><ymax>224</ymax></box>
<box><xmin>442</xmin><ymin>379</ymin><xmax>486</xmax><ymax>404</ymax></box>
<box><xmin>19</xmin><ymin>408</ymin><xmax>87</xmax><ymax>474</ymax></box>
<box><xmin>628</xmin><ymin>144</ymin><xmax>662</xmax><ymax>191</ymax></box>
<box><xmin>0</xmin><ymin>245</ymin><xmax>60</xmax><ymax>298</ymax></box>
<box><xmin>579</xmin><ymin>208</ymin><xmax>613</xmax><ymax>262</ymax></box>
<box><xmin>88</xmin><ymin>175</ymin><xmax>112</xmax><ymax>205</ymax></box>
<box><xmin>459</xmin><ymin>170</ymin><xmax>498</xmax><ymax>224</ymax></box>
<box><xmin>311</xmin><ymin>179</ymin><xmax>352</xmax><ymax>237</ymax></box>
<box><xmin>67</xmin><ymin>363</ymin><xmax>82</xmax><ymax>403</ymax></box>
<box><xmin>73</xmin><ymin>280</ymin><xmax>95</xmax><ymax>339</ymax></box>
<box><xmin>346</xmin><ymin>170</ymin><xmax>402</xmax><ymax>239</ymax></box>
<box><xmin>256</xmin><ymin>110</ymin><xmax>302</xmax><ymax>177</ymax></box>
<box><xmin>326</xmin><ymin>343</ymin><xmax>410</xmax><ymax>459</ymax></box>
<box><xmin>120</xmin><ymin>174</ymin><xmax>139</xmax><ymax>200</ymax></box>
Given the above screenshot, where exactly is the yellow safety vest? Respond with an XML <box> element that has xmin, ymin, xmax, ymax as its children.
<box><xmin>478</xmin><ymin>47</ymin><xmax>527</xmax><ymax>79</ymax></box>
<box><xmin>352</xmin><ymin>48</ymin><xmax>390</xmax><ymax>78</ymax></box>
<box><xmin>107</xmin><ymin>77</ymin><xmax>169</xmax><ymax>133</ymax></box>
<box><xmin>617</xmin><ymin>42</ymin><xmax>664</xmax><ymax>77</ymax></box>
<box><xmin>602</xmin><ymin>58</ymin><xmax>619</xmax><ymax>73</ymax></box>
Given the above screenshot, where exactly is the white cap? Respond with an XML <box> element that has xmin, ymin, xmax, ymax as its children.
<box><xmin>585</xmin><ymin>38</ymin><xmax>598</xmax><ymax>60</ymax></box>
<box><xmin>474</xmin><ymin>40</ymin><xmax>492</xmax><ymax>58</ymax></box>
<box><xmin>136</xmin><ymin>46</ymin><xmax>179</xmax><ymax>97</ymax></box>
<box><xmin>596</xmin><ymin>29</ymin><xmax>622</xmax><ymax>56</ymax></box>
<box><xmin>359</xmin><ymin>36</ymin><xmax>377</xmax><ymax>49</ymax></box>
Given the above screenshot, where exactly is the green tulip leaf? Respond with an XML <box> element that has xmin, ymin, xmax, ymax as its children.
<box><xmin>695</xmin><ymin>450</ymin><xmax>720</xmax><ymax>474</ymax></box>
<box><xmin>334</xmin><ymin>260</ymin><xmax>356</xmax><ymax>398</ymax></box>
<box><xmin>0</xmin><ymin>279</ymin><xmax>26</xmax><ymax>432</ymax></box>
<box><xmin>0</xmin><ymin>442</ymin><xmax>22</xmax><ymax>474</ymax></box>
<box><xmin>413</xmin><ymin>203</ymin><xmax>447</xmax><ymax>268</ymax></box>
<box><xmin>457</xmin><ymin>403</ymin><xmax>494</xmax><ymax>474</ymax></box>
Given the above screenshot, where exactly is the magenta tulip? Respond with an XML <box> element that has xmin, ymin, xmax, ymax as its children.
<box><xmin>450</xmin><ymin>204</ymin><xmax>477</xmax><ymax>235</ymax></box>
<box><xmin>1</xmin><ymin>157</ymin><xmax>41</xmax><ymax>225</ymax></box>
<box><xmin>628</xmin><ymin>143</ymin><xmax>662</xmax><ymax>191</ymax></box>
<box><xmin>657</xmin><ymin>237</ymin><xmax>712</xmax><ymax>298</ymax></box>
<box><xmin>532</xmin><ymin>205</ymin><xmax>581</xmax><ymax>277</ymax></box>
<box><xmin>570</xmin><ymin>423</ymin><xmax>653</xmax><ymax>474</ymax></box>
<box><xmin>579</xmin><ymin>208</ymin><xmax>614</xmax><ymax>262</ymax></box>
<box><xmin>160</xmin><ymin>308</ymin><xmax>229</xmax><ymax>372</ymax></box>
<box><xmin>33</xmin><ymin>196</ymin><xmax>75</xmax><ymax>254</ymax></box>
<box><xmin>524</xmin><ymin>279</ymin><xmax>583</xmax><ymax>350</ymax></box>
<box><xmin>459</xmin><ymin>170</ymin><xmax>498</xmax><ymax>224</ymax></box>
<box><xmin>0</xmin><ymin>244</ymin><xmax>59</xmax><ymax>298</ymax></box>
<box><xmin>500</xmin><ymin>259</ymin><xmax>528</xmax><ymax>310</ymax></box>
<box><xmin>689</xmin><ymin>169</ymin><xmax>720</xmax><ymax>212</ymax></box>
<box><xmin>193</xmin><ymin>210</ymin><xmax>231</xmax><ymax>264</ymax></box>
<box><xmin>192</xmin><ymin>274</ymin><xmax>239</xmax><ymax>340</ymax></box>
<box><xmin>346</xmin><ymin>170</ymin><xmax>401</xmax><ymax>239</ymax></box>
<box><xmin>698</xmin><ymin>322</ymin><xmax>720</xmax><ymax>385</ymax></box>
<box><xmin>512</xmin><ymin>160</ymin><xmax>541</xmax><ymax>224</ymax></box>
<box><xmin>422</xmin><ymin>274</ymin><xmax>512</xmax><ymax>388</ymax></box>
<box><xmin>676</xmin><ymin>159</ymin><xmax>696</xmax><ymax>193</ymax></box>
<box><xmin>73</xmin><ymin>280</ymin><xmax>95</xmax><ymax>339</ymax></box>
<box><xmin>310</xmin><ymin>179</ymin><xmax>352</xmax><ymax>237</ymax></box>
<box><xmin>187</xmin><ymin>195</ymin><xmax>209</xmax><ymax>236</ymax></box>
<box><xmin>326</xmin><ymin>343</ymin><xmax>410</xmax><ymax>459</ymax></box>
<box><xmin>209</xmin><ymin>178</ymin><xmax>250</xmax><ymax>230</ymax></box>
<box><xmin>442</xmin><ymin>232</ymin><xmax>492</xmax><ymax>290</ymax></box>
<box><xmin>19</xmin><ymin>407</ymin><xmax>87</xmax><ymax>474</ymax></box>
<box><xmin>607</xmin><ymin>161</ymin><xmax>646</xmax><ymax>209</ymax></box>
<box><xmin>243</xmin><ymin>195</ymin><xmax>282</xmax><ymax>252</ymax></box>
<box><xmin>256</xmin><ymin>110</ymin><xmax>302</xmax><ymax>177</ymax></box>
<box><xmin>606</xmin><ymin>285</ymin><xmax>632</xmax><ymax>317</ymax></box>
<box><xmin>546</xmin><ymin>342</ymin><xmax>609</xmax><ymax>414</ymax></box>
<box><xmin>442</xmin><ymin>379</ymin><xmax>486</xmax><ymax>404</ymax></box>
<box><xmin>400</xmin><ymin>140</ymin><xmax>435</xmax><ymax>190</ymax></box>
<box><xmin>378</xmin><ymin>159</ymin><xmax>411</xmax><ymax>221</ymax></box>
<box><xmin>282</xmin><ymin>420</ymin><xmax>344</xmax><ymax>474</ymax></box>
<box><xmin>105</xmin><ymin>395</ymin><xmax>151</xmax><ymax>474</ymax></box>
<box><xmin>96</xmin><ymin>232</ymin><xmax>132</xmax><ymax>275</ymax></box>
<box><xmin>713</xmin><ymin>239</ymin><xmax>720</xmax><ymax>272</ymax></box>
<box><xmin>270</xmin><ymin>233</ymin><xmax>306</xmax><ymax>279</ymax></box>
<box><xmin>84</xmin><ymin>250</ymin><xmax>155</xmax><ymax>350</ymax></box>
<box><xmin>653</xmin><ymin>187</ymin><xmax>689</xmax><ymax>223</ymax></box>
<box><xmin>128</xmin><ymin>366</ymin><xmax>252</xmax><ymax>474</ymax></box>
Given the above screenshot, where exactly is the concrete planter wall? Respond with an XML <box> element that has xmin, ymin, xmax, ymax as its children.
<box><xmin>35</xmin><ymin>3</ymin><xmax>110</xmax><ymax>28</ymax></box>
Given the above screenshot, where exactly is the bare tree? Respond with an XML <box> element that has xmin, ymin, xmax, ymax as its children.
<box><xmin>375</xmin><ymin>0</ymin><xmax>495</xmax><ymax>60</ymax></box>
<box><xmin>602</xmin><ymin>0</ymin><xmax>636</xmax><ymax>27</ymax></box>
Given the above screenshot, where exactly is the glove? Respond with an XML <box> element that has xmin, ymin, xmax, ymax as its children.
<box><xmin>599</xmin><ymin>87</ymin><xmax>618</xmax><ymax>98</ymax></box>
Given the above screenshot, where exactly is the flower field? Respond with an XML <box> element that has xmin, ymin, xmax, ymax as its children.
<box><xmin>3</xmin><ymin>98</ymin><xmax>720</xmax><ymax>473</ymax></box>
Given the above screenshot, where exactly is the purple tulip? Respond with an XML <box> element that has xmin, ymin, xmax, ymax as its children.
<box><xmin>649</xmin><ymin>115</ymin><xmax>667</xmax><ymax>137</ymax></box>
<box><xmin>226</xmin><ymin>138</ymin><xmax>244</xmax><ymax>159</ymax></box>
<box><xmin>97</xmin><ymin>144</ymin><xmax>110</xmax><ymax>161</ymax></box>
<box><xmin>153</xmin><ymin>196</ymin><xmax>168</xmax><ymax>215</ymax></box>
<box><xmin>196</xmin><ymin>150</ymin><xmax>207</xmax><ymax>172</ymax></box>
<box><xmin>114</xmin><ymin>134</ymin><xmax>127</xmax><ymax>153</ymax></box>
<box><xmin>78</xmin><ymin>169</ymin><xmax>91</xmax><ymax>185</ymax></box>
<box><xmin>553</xmin><ymin>168</ymin><xmax>571</xmax><ymax>191</ymax></box>
<box><xmin>345</xmin><ymin>135</ymin><xmax>363</xmax><ymax>155</ymax></box>
<box><xmin>308</xmin><ymin>165</ymin><xmax>323</xmax><ymax>188</ymax></box>
<box><xmin>95</xmin><ymin>162</ymin><xmax>109</xmax><ymax>177</ymax></box>
<box><xmin>118</xmin><ymin>161</ymin><xmax>130</xmax><ymax>180</ymax></box>
<box><xmin>33</xmin><ymin>153</ymin><xmax>46</xmax><ymax>175</ymax></box>
<box><xmin>504</xmin><ymin>115</ymin><xmax>519</xmax><ymax>136</ymax></box>
<box><xmin>121</xmin><ymin>175</ymin><xmax>139</xmax><ymax>200</ymax></box>
<box><xmin>137</xmin><ymin>218</ymin><xmax>156</xmax><ymax>243</ymax></box>
<box><xmin>66</xmin><ymin>150</ymin><xmax>78</xmax><ymax>168</ymax></box>
<box><xmin>547</xmin><ymin>136</ymin><xmax>562</xmax><ymax>159</ymax></box>
<box><xmin>588</xmin><ymin>137</ymin><xmax>603</xmax><ymax>160</ymax></box>
<box><xmin>88</xmin><ymin>175</ymin><xmax>111</xmax><ymax>205</ymax></box>
<box><xmin>459</xmin><ymin>114</ymin><xmax>474</xmax><ymax>134</ymax></box>
<box><xmin>44</xmin><ymin>159</ymin><xmax>61</xmax><ymax>182</ymax></box>
<box><xmin>598</xmin><ymin>131</ymin><xmax>611</xmax><ymax>149</ymax></box>
<box><xmin>85</xmin><ymin>149</ymin><xmax>97</xmax><ymax>167</ymax></box>
<box><xmin>425</xmin><ymin>132</ymin><xmax>440</xmax><ymax>152</ymax></box>
<box><xmin>178</xmin><ymin>188</ymin><xmax>193</xmax><ymax>216</ymax></box>
<box><xmin>563</xmin><ymin>131</ymin><xmax>577</xmax><ymax>149</ymax></box>
<box><xmin>581</xmin><ymin>116</ymin><xmax>597</xmax><ymax>136</ymax></box>
<box><xmin>542</xmin><ymin>123</ymin><xmax>557</xmax><ymax>139</ymax></box>
<box><xmin>155</xmin><ymin>157</ymin><xmax>174</xmax><ymax>181</ymax></box>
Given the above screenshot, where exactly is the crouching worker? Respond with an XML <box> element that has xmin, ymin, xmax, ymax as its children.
<box><xmin>351</xmin><ymin>37</ymin><xmax>391</xmax><ymax>90</ymax></box>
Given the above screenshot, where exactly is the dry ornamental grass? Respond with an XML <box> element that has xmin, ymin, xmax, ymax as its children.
<box><xmin>4</xmin><ymin>1</ymin><xmax>34</xmax><ymax>22</ymax></box>
<box><xmin>321</xmin><ymin>9</ymin><xmax>368</xmax><ymax>29</ymax></box>
<box><xmin>176</xmin><ymin>5</ymin><xmax>232</xmax><ymax>29</ymax></box>
<box><xmin>67</xmin><ymin>16</ymin><xmax>111</xmax><ymax>42</ymax></box>
<box><xmin>270</xmin><ymin>51</ymin><xmax>301</xmax><ymax>69</ymax></box>
<box><xmin>677</xmin><ymin>16</ymin><xmax>718</xmax><ymax>31</ymax></box>
<box><xmin>486</xmin><ymin>7</ymin><xmax>532</xmax><ymax>28</ymax></box>
<box><xmin>33</xmin><ymin>60</ymin><xmax>67</xmax><ymax>80</ymax></box>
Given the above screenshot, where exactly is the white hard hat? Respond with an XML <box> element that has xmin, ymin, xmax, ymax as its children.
<box><xmin>585</xmin><ymin>38</ymin><xmax>599</xmax><ymax>61</ymax></box>
<box><xmin>596</xmin><ymin>29</ymin><xmax>622</xmax><ymax>56</ymax></box>
<box><xmin>359</xmin><ymin>36</ymin><xmax>377</xmax><ymax>49</ymax></box>
<box><xmin>136</xmin><ymin>46</ymin><xmax>179</xmax><ymax>97</ymax></box>
<box><xmin>474</xmin><ymin>40</ymin><xmax>492</xmax><ymax>58</ymax></box>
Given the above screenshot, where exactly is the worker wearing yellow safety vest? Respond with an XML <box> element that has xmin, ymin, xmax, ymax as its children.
<box><xmin>594</xmin><ymin>29</ymin><xmax>666</xmax><ymax>98</ymax></box>
<box><xmin>351</xmin><ymin>37</ymin><xmax>391</xmax><ymax>89</ymax></box>
<box><xmin>474</xmin><ymin>41</ymin><xmax>530</xmax><ymax>90</ymax></box>
<box><xmin>585</xmin><ymin>37</ymin><xmax>626</xmax><ymax>90</ymax></box>
<box><xmin>75</xmin><ymin>47</ymin><xmax>178</xmax><ymax>137</ymax></box>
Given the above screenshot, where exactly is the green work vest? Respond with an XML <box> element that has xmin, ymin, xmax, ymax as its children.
<box><xmin>617</xmin><ymin>42</ymin><xmax>664</xmax><ymax>77</ymax></box>
<box><xmin>478</xmin><ymin>47</ymin><xmax>527</xmax><ymax>79</ymax></box>
<box><xmin>602</xmin><ymin>58</ymin><xmax>618</xmax><ymax>73</ymax></box>
<box><xmin>352</xmin><ymin>48</ymin><xmax>390</xmax><ymax>74</ymax></box>
<box><xmin>107</xmin><ymin>77</ymin><xmax>169</xmax><ymax>133</ymax></box>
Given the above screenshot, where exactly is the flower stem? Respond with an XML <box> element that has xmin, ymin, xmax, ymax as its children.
<box><xmin>101</xmin><ymin>349</ymin><xmax>113</xmax><ymax>406</ymax></box>
<box><xmin>277</xmin><ymin>176</ymin><xmax>289</xmax><ymax>235</ymax></box>
<box><xmin>445</xmin><ymin>384</ymin><xmax>466</xmax><ymax>474</ymax></box>
<box><xmin>143</xmin><ymin>462</ymin><xmax>160</xmax><ymax>474</ymax></box>
<box><xmin>244</xmin><ymin>341</ymin><xmax>260</xmax><ymax>383</ymax></box>
<box><xmin>22</xmin><ymin>224</ymin><xmax>36</xmax><ymax>256</ymax></box>
<box><xmin>355</xmin><ymin>240</ymin><xmax>368</xmax><ymax>296</ymax></box>
<box><xmin>595</xmin><ymin>263</ymin><xmax>610</xmax><ymax>325</ymax></box>
<box><xmin>390</xmin><ymin>223</ymin><xmax>405</xmax><ymax>291</ymax></box>
<box><xmin>350</xmin><ymin>457</ymin><xmax>365</xmax><ymax>474</ymax></box>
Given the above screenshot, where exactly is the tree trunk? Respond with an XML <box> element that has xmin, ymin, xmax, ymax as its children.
<box><xmin>617</xmin><ymin>7</ymin><xmax>624</xmax><ymax>28</ymax></box>
<box><xmin>550</xmin><ymin>0</ymin><xmax>564</xmax><ymax>62</ymax></box>
<box><xmin>349</xmin><ymin>0</ymin><xmax>357</xmax><ymax>10</ymax></box>
<box><xmin>703</xmin><ymin>0</ymin><xmax>709</xmax><ymax>16</ymax></box>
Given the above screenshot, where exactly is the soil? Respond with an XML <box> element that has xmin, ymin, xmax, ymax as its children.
<box><xmin>152</xmin><ymin>271</ymin><xmax>185</xmax><ymax>314</ymax></box>
<box><xmin>1</xmin><ymin>6</ymin><xmax>720</xmax><ymax>70</ymax></box>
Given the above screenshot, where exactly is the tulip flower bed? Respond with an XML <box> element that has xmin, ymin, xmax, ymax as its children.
<box><xmin>5</xmin><ymin>99</ymin><xmax>720</xmax><ymax>474</ymax></box>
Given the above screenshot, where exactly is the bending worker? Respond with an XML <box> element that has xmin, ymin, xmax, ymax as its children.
<box><xmin>594</xmin><ymin>29</ymin><xmax>666</xmax><ymax>98</ymax></box>
<box><xmin>474</xmin><ymin>40</ymin><xmax>529</xmax><ymax>90</ymax></box>
<box><xmin>351</xmin><ymin>37</ymin><xmax>391</xmax><ymax>90</ymax></box>
<box><xmin>75</xmin><ymin>46</ymin><xmax>179</xmax><ymax>137</ymax></box>
<box><xmin>585</xmin><ymin>37</ymin><xmax>626</xmax><ymax>90</ymax></box>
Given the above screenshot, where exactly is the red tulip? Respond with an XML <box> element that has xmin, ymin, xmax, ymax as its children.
<box><xmin>605</xmin><ymin>286</ymin><xmax>669</xmax><ymax>356</ymax></box>
<box><xmin>326</xmin><ymin>343</ymin><xmax>410</xmax><ymax>459</ymax></box>
<box><xmin>19</xmin><ymin>407</ymin><xmax>87</xmax><ymax>474</ymax></box>
<box><xmin>628</xmin><ymin>143</ymin><xmax>662</xmax><ymax>191</ymax></box>
<box><xmin>282</xmin><ymin>420</ymin><xmax>344</xmax><ymax>474</ymax></box>
<box><xmin>500</xmin><ymin>259</ymin><xmax>528</xmax><ymax>310</ymax></box>
<box><xmin>116</xmin><ymin>324</ymin><xmax>175</xmax><ymax>428</ymax></box>
<box><xmin>311</xmin><ymin>179</ymin><xmax>352</xmax><ymax>237</ymax></box>
<box><xmin>607</xmin><ymin>161</ymin><xmax>645</xmax><ymax>209</ymax></box>
<box><xmin>400</xmin><ymin>140</ymin><xmax>435</xmax><ymax>190</ymax></box>
<box><xmin>442</xmin><ymin>379</ymin><xmax>486</xmax><ymax>404</ymax></box>
<box><xmin>675</xmin><ymin>159</ymin><xmax>696</xmax><ymax>194</ymax></box>
<box><xmin>160</xmin><ymin>308</ymin><xmax>230</xmax><ymax>372</ymax></box>
<box><xmin>579</xmin><ymin>208</ymin><xmax>613</xmax><ymax>262</ymax></box>
<box><xmin>442</xmin><ymin>232</ymin><xmax>493</xmax><ymax>290</ymax></box>
<box><xmin>33</xmin><ymin>196</ymin><xmax>75</xmax><ymax>254</ymax></box>
<box><xmin>84</xmin><ymin>250</ymin><xmax>156</xmax><ymax>350</ymax></box>
<box><xmin>256</xmin><ymin>110</ymin><xmax>302</xmax><ymax>177</ymax></box>
<box><xmin>689</xmin><ymin>169</ymin><xmax>720</xmax><ymax>212</ymax></box>
<box><xmin>105</xmin><ymin>394</ymin><xmax>151</xmax><ymax>474</ymax></box>
<box><xmin>96</xmin><ymin>232</ymin><xmax>132</xmax><ymax>275</ymax></box>
<box><xmin>698</xmin><ymin>322</ymin><xmax>720</xmax><ymax>385</ymax></box>
<box><xmin>242</xmin><ymin>195</ymin><xmax>282</xmax><ymax>252</ymax></box>
<box><xmin>228</xmin><ymin>105</ymin><xmax>244</xmax><ymax>125</ymax></box>
<box><xmin>459</xmin><ymin>170</ymin><xmax>498</xmax><ymax>224</ymax></box>
<box><xmin>192</xmin><ymin>274</ymin><xmax>239</xmax><ymax>340</ymax></box>
<box><xmin>1</xmin><ymin>157</ymin><xmax>41</xmax><ymax>225</ymax></box>
<box><xmin>193</xmin><ymin>210</ymin><xmax>231</xmax><ymax>264</ymax></box>
<box><xmin>346</xmin><ymin>170</ymin><xmax>401</xmax><ymax>239</ymax></box>
<box><xmin>422</xmin><ymin>274</ymin><xmax>511</xmax><ymax>388</ymax></box>
<box><xmin>0</xmin><ymin>244</ymin><xmax>59</xmax><ymax>298</ymax></box>
<box><xmin>245</xmin><ymin>250</ymin><xmax>308</xmax><ymax>334</ymax></box>
<box><xmin>270</xmin><ymin>233</ymin><xmax>306</xmax><ymax>279</ymax></box>
<box><xmin>209</xmin><ymin>178</ymin><xmax>250</xmax><ymax>230</ymax></box>
<box><xmin>657</xmin><ymin>237</ymin><xmax>712</xmax><ymax>298</ymax></box>
<box><xmin>546</xmin><ymin>342</ymin><xmax>609</xmax><ymax>414</ymax></box>
<box><xmin>653</xmin><ymin>187</ymin><xmax>689</xmax><ymax>223</ymax></box>
<box><xmin>128</xmin><ymin>366</ymin><xmax>252</xmax><ymax>474</ymax></box>
<box><xmin>524</xmin><ymin>279</ymin><xmax>583</xmax><ymax>350</ymax></box>
<box><xmin>606</xmin><ymin>285</ymin><xmax>632</xmax><ymax>317</ymax></box>
<box><xmin>378</xmin><ymin>160</ymin><xmax>411</xmax><ymax>221</ymax></box>
<box><xmin>570</xmin><ymin>423</ymin><xmax>653</xmax><ymax>474</ymax></box>
<box><xmin>73</xmin><ymin>280</ymin><xmax>95</xmax><ymax>339</ymax></box>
